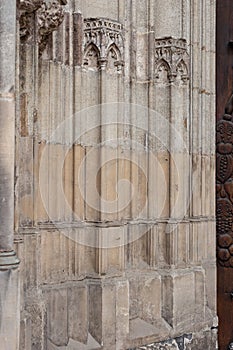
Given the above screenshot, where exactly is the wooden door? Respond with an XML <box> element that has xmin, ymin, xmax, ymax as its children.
<box><xmin>217</xmin><ymin>1</ymin><xmax>233</xmax><ymax>349</ymax></box>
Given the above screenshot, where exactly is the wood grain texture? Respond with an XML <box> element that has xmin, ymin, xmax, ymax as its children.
<box><xmin>217</xmin><ymin>1</ymin><xmax>233</xmax><ymax>348</ymax></box>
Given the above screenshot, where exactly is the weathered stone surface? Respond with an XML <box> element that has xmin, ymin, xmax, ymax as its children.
<box><xmin>128</xmin><ymin>329</ymin><xmax>217</xmax><ymax>350</ymax></box>
<box><xmin>0</xmin><ymin>270</ymin><xmax>20</xmax><ymax>349</ymax></box>
<box><xmin>3</xmin><ymin>0</ymin><xmax>217</xmax><ymax>349</ymax></box>
<box><xmin>19</xmin><ymin>0</ymin><xmax>67</xmax><ymax>54</ymax></box>
<box><xmin>161</xmin><ymin>269</ymin><xmax>205</xmax><ymax>331</ymax></box>
<box><xmin>26</xmin><ymin>301</ymin><xmax>46</xmax><ymax>350</ymax></box>
<box><xmin>68</xmin><ymin>285</ymin><xmax>88</xmax><ymax>344</ymax></box>
<box><xmin>128</xmin><ymin>272</ymin><xmax>162</xmax><ymax>322</ymax></box>
<box><xmin>89</xmin><ymin>278</ymin><xmax>129</xmax><ymax>348</ymax></box>
<box><xmin>0</xmin><ymin>1</ymin><xmax>20</xmax><ymax>348</ymax></box>
<box><xmin>0</xmin><ymin>98</ymin><xmax>15</xmax><ymax>251</ymax></box>
<box><xmin>46</xmin><ymin>288</ymin><xmax>68</xmax><ymax>347</ymax></box>
<box><xmin>0</xmin><ymin>0</ymin><xmax>16</xmax><ymax>93</ymax></box>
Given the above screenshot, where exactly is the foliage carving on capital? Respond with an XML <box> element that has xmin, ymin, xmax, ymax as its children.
<box><xmin>83</xmin><ymin>18</ymin><xmax>124</xmax><ymax>73</ymax></box>
<box><xmin>37</xmin><ymin>1</ymin><xmax>67</xmax><ymax>54</ymax></box>
<box><xmin>18</xmin><ymin>0</ymin><xmax>43</xmax><ymax>41</ymax></box>
<box><xmin>18</xmin><ymin>0</ymin><xmax>67</xmax><ymax>54</ymax></box>
<box><xmin>154</xmin><ymin>37</ymin><xmax>189</xmax><ymax>84</ymax></box>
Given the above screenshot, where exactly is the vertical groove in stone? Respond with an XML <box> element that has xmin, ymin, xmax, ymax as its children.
<box><xmin>210</xmin><ymin>0</ymin><xmax>216</xmax><ymax>219</ymax></box>
<box><xmin>190</xmin><ymin>0</ymin><xmax>201</xmax><ymax>218</ymax></box>
<box><xmin>53</xmin><ymin>24</ymin><xmax>63</xmax><ymax>63</ymax></box>
<box><xmin>201</xmin><ymin>0</ymin><xmax>207</xmax><ymax>217</ymax></box>
<box><xmin>33</xmin><ymin>36</ymin><xmax>40</xmax><ymax>228</ymax></box>
<box><xmin>60</xmin><ymin>64</ymin><xmax>65</xmax><ymax>223</ymax></box>
<box><xmin>169</xmin><ymin>83</ymin><xmax>176</xmax><ymax>219</ymax></box>
<box><xmin>130</xmin><ymin>0</ymin><xmax>138</xmax><ymax>222</ymax></box>
<box><xmin>73</xmin><ymin>12</ymin><xmax>83</xmax><ymax>67</ymax></box>
<box><xmin>48</xmin><ymin>63</ymin><xmax>57</xmax><ymax>221</ymax></box>
<box><xmin>100</xmin><ymin>67</ymin><xmax>110</xmax><ymax>222</ymax></box>
<box><xmin>16</xmin><ymin>43</ymin><xmax>34</xmax><ymax>227</ymax></box>
<box><xmin>147</xmin><ymin>0</ymin><xmax>156</xmax><ymax>228</ymax></box>
<box><xmin>64</xmin><ymin>13</ymin><xmax>70</xmax><ymax>65</ymax></box>
<box><xmin>147</xmin><ymin>224</ymin><xmax>157</xmax><ymax>267</ymax></box>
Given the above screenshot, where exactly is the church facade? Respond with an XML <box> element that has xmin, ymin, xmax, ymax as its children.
<box><xmin>0</xmin><ymin>0</ymin><xmax>219</xmax><ymax>349</ymax></box>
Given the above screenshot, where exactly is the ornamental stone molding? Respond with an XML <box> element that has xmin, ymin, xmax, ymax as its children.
<box><xmin>154</xmin><ymin>37</ymin><xmax>189</xmax><ymax>83</ymax></box>
<box><xmin>18</xmin><ymin>0</ymin><xmax>67</xmax><ymax>54</ymax></box>
<box><xmin>83</xmin><ymin>18</ymin><xmax>124</xmax><ymax>72</ymax></box>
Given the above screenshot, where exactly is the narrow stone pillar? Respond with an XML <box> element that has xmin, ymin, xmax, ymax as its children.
<box><xmin>0</xmin><ymin>0</ymin><xmax>19</xmax><ymax>266</ymax></box>
<box><xmin>0</xmin><ymin>0</ymin><xmax>20</xmax><ymax>348</ymax></box>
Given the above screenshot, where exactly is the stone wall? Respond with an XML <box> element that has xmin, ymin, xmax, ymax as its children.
<box><xmin>13</xmin><ymin>0</ymin><xmax>217</xmax><ymax>349</ymax></box>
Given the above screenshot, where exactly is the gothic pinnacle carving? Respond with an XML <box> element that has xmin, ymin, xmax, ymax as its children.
<box><xmin>154</xmin><ymin>37</ymin><xmax>189</xmax><ymax>83</ymax></box>
<box><xmin>83</xmin><ymin>18</ymin><xmax>124</xmax><ymax>73</ymax></box>
<box><xmin>18</xmin><ymin>0</ymin><xmax>67</xmax><ymax>54</ymax></box>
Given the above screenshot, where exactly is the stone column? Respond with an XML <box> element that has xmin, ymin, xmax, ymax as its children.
<box><xmin>0</xmin><ymin>0</ymin><xmax>20</xmax><ymax>349</ymax></box>
<box><xmin>0</xmin><ymin>0</ymin><xmax>19</xmax><ymax>266</ymax></box>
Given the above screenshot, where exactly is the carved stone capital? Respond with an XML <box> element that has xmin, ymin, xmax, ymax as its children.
<box><xmin>18</xmin><ymin>0</ymin><xmax>67</xmax><ymax>54</ymax></box>
<box><xmin>18</xmin><ymin>0</ymin><xmax>43</xmax><ymax>41</ymax></box>
<box><xmin>83</xmin><ymin>18</ymin><xmax>124</xmax><ymax>73</ymax></box>
<box><xmin>37</xmin><ymin>1</ymin><xmax>67</xmax><ymax>54</ymax></box>
<box><xmin>154</xmin><ymin>37</ymin><xmax>189</xmax><ymax>84</ymax></box>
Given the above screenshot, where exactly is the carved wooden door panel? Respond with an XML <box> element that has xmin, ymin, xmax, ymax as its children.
<box><xmin>217</xmin><ymin>1</ymin><xmax>233</xmax><ymax>349</ymax></box>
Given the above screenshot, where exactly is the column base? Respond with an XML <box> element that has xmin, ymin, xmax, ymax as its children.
<box><xmin>0</xmin><ymin>250</ymin><xmax>20</xmax><ymax>270</ymax></box>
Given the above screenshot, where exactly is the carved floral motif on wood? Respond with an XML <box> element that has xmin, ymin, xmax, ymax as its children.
<box><xmin>217</xmin><ymin>95</ymin><xmax>233</xmax><ymax>267</ymax></box>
